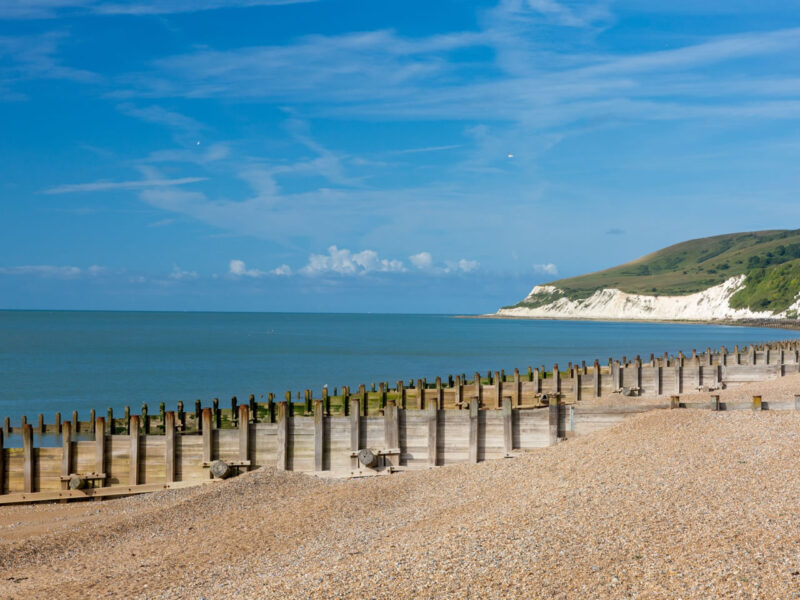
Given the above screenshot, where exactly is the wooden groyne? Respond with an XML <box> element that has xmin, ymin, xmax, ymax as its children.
<box><xmin>2</xmin><ymin>340</ymin><xmax>799</xmax><ymax>504</ymax></box>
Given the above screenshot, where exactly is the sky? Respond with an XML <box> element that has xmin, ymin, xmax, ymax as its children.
<box><xmin>1</xmin><ymin>0</ymin><xmax>800</xmax><ymax>313</ymax></box>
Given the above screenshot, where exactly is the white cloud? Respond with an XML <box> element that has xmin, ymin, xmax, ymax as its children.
<box><xmin>168</xmin><ymin>265</ymin><xmax>198</xmax><ymax>281</ymax></box>
<box><xmin>409</xmin><ymin>251</ymin><xmax>433</xmax><ymax>270</ymax></box>
<box><xmin>271</xmin><ymin>264</ymin><xmax>292</xmax><ymax>276</ymax></box>
<box><xmin>44</xmin><ymin>176</ymin><xmax>206</xmax><ymax>194</ymax></box>
<box><xmin>301</xmin><ymin>246</ymin><xmax>405</xmax><ymax>276</ymax></box>
<box><xmin>533</xmin><ymin>263</ymin><xmax>559</xmax><ymax>275</ymax></box>
<box><xmin>229</xmin><ymin>259</ymin><xmax>267</xmax><ymax>278</ymax></box>
<box><xmin>444</xmin><ymin>258</ymin><xmax>480</xmax><ymax>273</ymax></box>
<box><xmin>0</xmin><ymin>264</ymin><xmax>84</xmax><ymax>278</ymax></box>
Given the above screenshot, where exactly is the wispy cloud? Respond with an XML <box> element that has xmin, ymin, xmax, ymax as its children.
<box><xmin>44</xmin><ymin>176</ymin><xmax>206</xmax><ymax>194</ymax></box>
<box><xmin>0</xmin><ymin>0</ymin><xmax>317</xmax><ymax>19</ymax></box>
<box><xmin>0</xmin><ymin>264</ymin><xmax>101</xmax><ymax>278</ymax></box>
<box><xmin>0</xmin><ymin>32</ymin><xmax>98</xmax><ymax>87</ymax></box>
<box><xmin>168</xmin><ymin>265</ymin><xmax>198</xmax><ymax>281</ymax></box>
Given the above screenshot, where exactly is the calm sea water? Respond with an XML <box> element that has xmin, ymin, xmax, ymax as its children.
<box><xmin>1</xmin><ymin>311</ymin><xmax>796</xmax><ymax>429</ymax></box>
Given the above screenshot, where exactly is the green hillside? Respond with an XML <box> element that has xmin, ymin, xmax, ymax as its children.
<box><xmin>507</xmin><ymin>229</ymin><xmax>800</xmax><ymax>315</ymax></box>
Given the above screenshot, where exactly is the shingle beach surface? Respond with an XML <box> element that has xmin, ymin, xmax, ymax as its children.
<box><xmin>3</xmin><ymin>375</ymin><xmax>800</xmax><ymax>599</ymax></box>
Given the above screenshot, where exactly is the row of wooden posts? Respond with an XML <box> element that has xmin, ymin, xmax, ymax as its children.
<box><xmin>4</xmin><ymin>340</ymin><xmax>799</xmax><ymax>437</ymax></box>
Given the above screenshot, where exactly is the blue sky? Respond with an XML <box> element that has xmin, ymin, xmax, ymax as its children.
<box><xmin>1</xmin><ymin>0</ymin><xmax>800</xmax><ymax>313</ymax></box>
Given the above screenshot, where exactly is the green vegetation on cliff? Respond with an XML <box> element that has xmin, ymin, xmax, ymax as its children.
<box><xmin>507</xmin><ymin>229</ymin><xmax>800</xmax><ymax>314</ymax></box>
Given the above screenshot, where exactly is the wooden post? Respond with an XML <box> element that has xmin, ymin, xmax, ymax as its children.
<box><xmin>553</xmin><ymin>364</ymin><xmax>561</xmax><ymax>394</ymax></box>
<box><xmin>752</xmin><ymin>395</ymin><xmax>762</xmax><ymax>411</ymax></box>
<box><xmin>533</xmin><ymin>368</ymin><xmax>541</xmax><ymax>394</ymax></box>
<box><xmin>670</xmin><ymin>395</ymin><xmax>680</xmax><ymax>410</ymax></box>
<box><xmin>129</xmin><ymin>415</ymin><xmax>139</xmax><ymax>486</ymax></box>
<box><xmin>795</xmin><ymin>394</ymin><xmax>800</xmax><ymax>410</ymax></box>
<box><xmin>71</xmin><ymin>411</ymin><xmax>78</xmax><ymax>433</ymax></box>
<box><xmin>384</xmin><ymin>400</ymin><xmax>399</xmax><ymax>468</ymax></box>
<box><xmin>710</xmin><ymin>395</ymin><xmax>720</xmax><ymax>411</ymax></box>
<box><xmin>513</xmin><ymin>369</ymin><xmax>521</xmax><ymax>406</ymax></box>
<box><xmin>124</xmin><ymin>406</ymin><xmax>131</xmax><ymax>434</ymax></box>
<box><xmin>573</xmin><ymin>367</ymin><xmax>581</xmax><ymax>402</ymax></box>
<box><xmin>276</xmin><ymin>402</ymin><xmax>288</xmax><ymax>471</ymax></box>
<box><xmin>468</xmin><ymin>395</ymin><xmax>479</xmax><ymax>464</ymax></box>
<box><xmin>397</xmin><ymin>380</ymin><xmax>406</xmax><ymax>409</ymax></box>
<box><xmin>23</xmin><ymin>424</ymin><xmax>33</xmax><ymax>493</ymax></box>
<box><xmin>61</xmin><ymin>420</ymin><xmax>72</xmax><ymax>486</ymax></box>
<box><xmin>494</xmin><ymin>371</ymin><xmax>502</xmax><ymax>409</ymax></box>
<box><xmin>141</xmin><ymin>404</ymin><xmax>148</xmax><ymax>434</ymax></box>
<box><xmin>473</xmin><ymin>373</ymin><xmax>482</xmax><ymax>408</ymax></box>
<box><xmin>2</xmin><ymin>416</ymin><xmax>8</xmax><ymax>437</ymax></box>
<box><xmin>95</xmin><ymin>416</ymin><xmax>106</xmax><ymax>483</ymax></box>
<box><xmin>37</xmin><ymin>413</ymin><xmax>44</xmax><ymax>434</ymax></box>
<box><xmin>750</xmin><ymin>346</ymin><xmax>756</xmax><ymax>365</ymax></box>
<box><xmin>158</xmin><ymin>403</ymin><xmax>165</xmax><ymax>429</ymax></box>
<box><xmin>548</xmin><ymin>397</ymin><xmax>559</xmax><ymax>446</ymax></box>
<box><xmin>201</xmin><ymin>408</ymin><xmax>212</xmax><ymax>466</ymax></box>
<box><xmin>674</xmin><ymin>364</ymin><xmax>682</xmax><ymax>394</ymax></box>
<box><xmin>454</xmin><ymin>376</ymin><xmax>463</xmax><ymax>408</ymax></box>
<box><xmin>164</xmin><ymin>412</ymin><xmax>175</xmax><ymax>483</ymax></box>
<box><xmin>503</xmin><ymin>396</ymin><xmax>513</xmax><ymax>457</ymax></box>
<box><xmin>436</xmin><ymin>377</ymin><xmax>444</xmax><ymax>410</ymax></box>
<box><xmin>194</xmin><ymin>400</ymin><xmax>202</xmax><ymax>430</ymax></box>
<box><xmin>213</xmin><ymin>398</ymin><xmax>221</xmax><ymax>429</ymax></box>
<box><xmin>267</xmin><ymin>393</ymin><xmax>275</xmax><ymax>423</ymax></box>
<box><xmin>104</xmin><ymin>409</ymin><xmax>110</xmax><ymax>434</ymax></box>
<box><xmin>238</xmin><ymin>405</ymin><xmax>250</xmax><ymax>471</ymax></box>
<box><xmin>231</xmin><ymin>396</ymin><xmax>238</xmax><ymax>426</ymax></box>
<box><xmin>427</xmin><ymin>396</ymin><xmax>438</xmax><ymax>468</ymax></box>
<box><xmin>350</xmin><ymin>398</ymin><xmax>361</xmax><ymax>470</ymax></box>
<box><xmin>593</xmin><ymin>360</ymin><xmax>601</xmax><ymax>397</ymax></box>
<box><xmin>314</xmin><ymin>400</ymin><xmax>324</xmax><ymax>472</ymax></box>
<box><xmin>612</xmin><ymin>361</ymin><xmax>621</xmax><ymax>390</ymax></box>
<box><xmin>248</xmin><ymin>394</ymin><xmax>256</xmax><ymax>423</ymax></box>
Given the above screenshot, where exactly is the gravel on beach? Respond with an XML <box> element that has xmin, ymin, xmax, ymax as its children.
<box><xmin>3</xmin><ymin>375</ymin><xmax>800</xmax><ymax>599</ymax></box>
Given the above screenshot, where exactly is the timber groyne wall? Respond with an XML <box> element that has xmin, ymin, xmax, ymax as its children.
<box><xmin>1</xmin><ymin>340</ymin><xmax>799</xmax><ymax>504</ymax></box>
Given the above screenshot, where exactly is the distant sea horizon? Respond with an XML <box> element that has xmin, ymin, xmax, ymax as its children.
<box><xmin>1</xmin><ymin>310</ymin><xmax>796</xmax><ymax>433</ymax></box>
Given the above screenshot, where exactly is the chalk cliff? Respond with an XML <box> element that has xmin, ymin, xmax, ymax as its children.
<box><xmin>496</xmin><ymin>275</ymin><xmax>800</xmax><ymax>321</ymax></box>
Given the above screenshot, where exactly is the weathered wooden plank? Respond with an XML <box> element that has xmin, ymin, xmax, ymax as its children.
<box><xmin>276</xmin><ymin>402</ymin><xmax>288</xmax><ymax>471</ymax></box>
<box><xmin>468</xmin><ymin>396</ymin><xmax>478</xmax><ymax>464</ymax></box>
<box><xmin>129</xmin><ymin>416</ymin><xmax>140</xmax><ymax>486</ymax></box>
<box><xmin>23</xmin><ymin>424</ymin><xmax>34</xmax><ymax>493</ymax></box>
<box><xmin>95</xmin><ymin>417</ymin><xmax>105</xmax><ymax>485</ymax></box>
<box><xmin>548</xmin><ymin>398</ymin><xmax>559</xmax><ymax>446</ymax></box>
<box><xmin>0</xmin><ymin>429</ymin><xmax>4</xmax><ymax>495</ymax></box>
<box><xmin>428</xmin><ymin>401</ymin><xmax>439</xmax><ymax>467</ymax></box>
<box><xmin>503</xmin><ymin>397</ymin><xmax>513</xmax><ymax>456</ymax></box>
<box><xmin>61</xmin><ymin>420</ymin><xmax>72</xmax><ymax>488</ymax></box>
<box><xmin>350</xmin><ymin>398</ymin><xmax>360</xmax><ymax>470</ymax></box>
<box><xmin>238</xmin><ymin>405</ymin><xmax>250</xmax><ymax>470</ymax></box>
<box><xmin>314</xmin><ymin>400</ymin><xmax>324</xmax><ymax>472</ymax></box>
<box><xmin>384</xmin><ymin>400</ymin><xmax>399</xmax><ymax>467</ymax></box>
<box><xmin>165</xmin><ymin>412</ymin><xmax>175</xmax><ymax>483</ymax></box>
<box><xmin>202</xmin><ymin>408</ymin><xmax>213</xmax><ymax>465</ymax></box>
<box><xmin>0</xmin><ymin>479</ymin><xmax>217</xmax><ymax>505</ymax></box>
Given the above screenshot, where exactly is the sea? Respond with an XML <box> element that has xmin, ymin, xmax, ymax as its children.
<box><xmin>1</xmin><ymin>310</ymin><xmax>796</xmax><ymax>440</ymax></box>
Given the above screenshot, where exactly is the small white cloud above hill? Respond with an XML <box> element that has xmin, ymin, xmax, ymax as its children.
<box><xmin>534</xmin><ymin>263</ymin><xmax>558</xmax><ymax>275</ymax></box>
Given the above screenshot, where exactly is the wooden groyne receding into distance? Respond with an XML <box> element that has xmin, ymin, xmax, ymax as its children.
<box><xmin>2</xmin><ymin>340</ymin><xmax>800</xmax><ymax>505</ymax></box>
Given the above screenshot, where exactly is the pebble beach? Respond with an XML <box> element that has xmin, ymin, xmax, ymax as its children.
<box><xmin>3</xmin><ymin>375</ymin><xmax>800</xmax><ymax>599</ymax></box>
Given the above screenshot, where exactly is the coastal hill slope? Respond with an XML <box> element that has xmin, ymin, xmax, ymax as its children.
<box><xmin>499</xmin><ymin>229</ymin><xmax>800</xmax><ymax>320</ymax></box>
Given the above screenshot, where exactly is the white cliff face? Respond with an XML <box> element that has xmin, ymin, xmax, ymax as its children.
<box><xmin>497</xmin><ymin>275</ymin><xmax>789</xmax><ymax>321</ymax></box>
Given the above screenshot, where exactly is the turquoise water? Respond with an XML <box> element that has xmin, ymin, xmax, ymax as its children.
<box><xmin>1</xmin><ymin>311</ymin><xmax>795</xmax><ymax>428</ymax></box>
